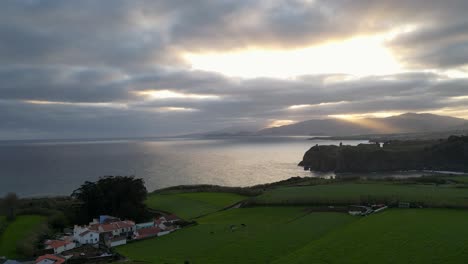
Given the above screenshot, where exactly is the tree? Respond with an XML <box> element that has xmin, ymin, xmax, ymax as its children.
<box><xmin>4</xmin><ymin>192</ymin><xmax>19</xmax><ymax>221</ymax></box>
<box><xmin>71</xmin><ymin>176</ymin><xmax>148</xmax><ymax>223</ymax></box>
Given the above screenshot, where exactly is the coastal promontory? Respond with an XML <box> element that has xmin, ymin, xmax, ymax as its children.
<box><xmin>299</xmin><ymin>136</ymin><xmax>468</xmax><ymax>173</ymax></box>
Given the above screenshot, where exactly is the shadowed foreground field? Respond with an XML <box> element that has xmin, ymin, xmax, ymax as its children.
<box><xmin>275</xmin><ymin>209</ymin><xmax>468</xmax><ymax>264</ymax></box>
<box><xmin>116</xmin><ymin>207</ymin><xmax>355</xmax><ymax>263</ymax></box>
<box><xmin>118</xmin><ymin>208</ymin><xmax>468</xmax><ymax>263</ymax></box>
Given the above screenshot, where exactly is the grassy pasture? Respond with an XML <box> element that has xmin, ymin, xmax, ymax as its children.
<box><xmin>447</xmin><ymin>175</ymin><xmax>468</xmax><ymax>183</ymax></box>
<box><xmin>252</xmin><ymin>183</ymin><xmax>468</xmax><ymax>207</ymax></box>
<box><xmin>275</xmin><ymin>209</ymin><xmax>468</xmax><ymax>264</ymax></box>
<box><xmin>145</xmin><ymin>192</ymin><xmax>246</xmax><ymax>219</ymax></box>
<box><xmin>0</xmin><ymin>216</ymin><xmax>5</xmax><ymax>228</ymax></box>
<box><xmin>0</xmin><ymin>215</ymin><xmax>46</xmax><ymax>258</ymax></box>
<box><xmin>116</xmin><ymin>207</ymin><xmax>356</xmax><ymax>263</ymax></box>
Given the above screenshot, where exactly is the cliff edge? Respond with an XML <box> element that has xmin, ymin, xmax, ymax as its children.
<box><xmin>299</xmin><ymin>136</ymin><xmax>468</xmax><ymax>173</ymax></box>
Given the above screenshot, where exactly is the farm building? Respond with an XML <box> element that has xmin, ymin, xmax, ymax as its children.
<box><xmin>73</xmin><ymin>216</ymin><xmax>136</xmax><ymax>245</ymax></box>
<box><xmin>136</xmin><ymin>221</ymin><xmax>155</xmax><ymax>230</ymax></box>
<box><xmin>106</xmin><ymin>236</ymin><xmax>127</xmax><ymax>247</ymax></box>
<box><xmin>44</xmin><ymin>239</ymin><xmax>76</xmax><ymax>254</ymax></box>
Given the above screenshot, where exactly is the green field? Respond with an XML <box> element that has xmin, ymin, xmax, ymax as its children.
<box><xmin>253</xmin><ymin>183</ymin><xmax>468</xmax><ymax>207</ymax></box>
<box><xmin>0</xmin><ymin>215</ymin><xmax>46</xmax><ymax>258</ymax></box>
<box><xmin>146</xmin><ymin>192</ymin><xmax>247</xmax><ymax>219</ymax></box>
<box><xmin>447</xmin><ymin>175</ymin><xmax>468</xmax><ymax>183</ymax></box>
<box><xmin>116</xmin><ymin>207</ymin><xmax>356</xmax><ymax>263</ymax></box>
<box><xmin>275</xmin><ymin>209</ymin><xmax>468</xmax><ymax>264</ymax></box>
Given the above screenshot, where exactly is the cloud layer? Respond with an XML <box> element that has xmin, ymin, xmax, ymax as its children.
<box><xmin>1</xmin><ymin>0</ymin><xmax>468</xmax><ymax>139</ymax></box>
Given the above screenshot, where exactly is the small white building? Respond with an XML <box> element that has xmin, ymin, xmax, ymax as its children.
<box><xmin>44</xmin><ymin>240</ymin><xmax>76</xmax><ymax>254</ymax></box>
<box><xmin>154</xmin><ymin>215</ymin><xmax>180</xmax><ymax>230</ymax></box>
<box><xmin>106</xmin><ymin>236</ymin><xmax>127</xmax><ymax>247</ymax></box>
<box><xmin>136</xmin><ymin>221</ymin><xmax>155</xmax><ymax>230</ymax></box>
<box><xmin>73</xmin><ymin>218</ymin><xmax>136</xmax><ymax>245</ymax></box>
<box><xmin>73</xmin><ymin>226</ymin><xmax>100</xmax><ymax>245</ymax></box>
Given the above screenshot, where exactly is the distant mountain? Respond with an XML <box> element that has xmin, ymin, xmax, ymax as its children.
<box><xmin>178</xmin><ymin>125</ymin><xmax>256</xmax><ymax>138</ymax></box>
<box><xmin>257</xmin><ymin>113</ymin><xmax>467</xmax><ymax>136</ymax></box>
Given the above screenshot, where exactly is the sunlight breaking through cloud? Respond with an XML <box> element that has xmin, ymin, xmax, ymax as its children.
<box><xmin>184</xmin><ymin>34</ymin><xmax>403</xmax><ymax>78</ymax></box>
<box><xmin>135</xmin><ymin>90</ymin><xmax>220</xmax><ymax>100</ymax></box>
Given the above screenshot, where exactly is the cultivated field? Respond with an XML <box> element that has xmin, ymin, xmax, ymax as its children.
<box><xmin>116</xmin><ymin>207</ymin><xmax>356</xmax><ymax>263</ymax></box>
<box><xmin>0</xmin><ymin>215</ymin><xmax>46</xmax><ymax>258</ymax></box>
<box><xmin>145</xmin><ymin>192</ymin><xmax>246</xmax><ymax>219</ymax></box>
<box><xmin>121</xmin><ymin>176</ymin><xmax>468</xmax><ymax>263</ymax></box>
<box><xmin>252</xmin><ymin>182</ymin><xmax>468</xmax><ymax>207</ymax></box>
<box><xmin>275</xmin><ymin>209</ymin><xmax>468</xmax><ymax>264</ymax></box>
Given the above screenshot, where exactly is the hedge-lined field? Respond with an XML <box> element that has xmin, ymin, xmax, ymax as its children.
<box><xmin>252</xmin><ymin>183</ymin><xmax>468</xmax><ymax>207</ymax></box>
<box><xmin>145</xmin><ymin>192</ymin><xmax>247</xmax><ymax>219</ymax></box>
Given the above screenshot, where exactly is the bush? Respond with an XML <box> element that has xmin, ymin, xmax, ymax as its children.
<box><xmin>48</xmin><ymin>212</ymin><xmax>68</xmax><ymax>231</ymax></box>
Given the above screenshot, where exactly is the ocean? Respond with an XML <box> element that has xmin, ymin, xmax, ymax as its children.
<box><xmin>0</xmin><ymin>136</ymin><xmax>367</xmax><ymax>197</ymax></box>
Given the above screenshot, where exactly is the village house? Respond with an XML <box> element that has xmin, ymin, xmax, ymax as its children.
<box><xmin>154</xmin><ymin>215</ymin><xmax>180</xmax><ymax>230</ymax></box>
<box><xmin>73</xmin><ymin>226</ymin><xmax>100</xmax><ymax>245</ymax></box>
<box><xmin>134</xmin><ymin>215</ymin><xmax>181</xmax><ymax>240</ymax></box>
<box><xmin>73</xmin><ymin>216</ymin><xmax>136</xmax><ymax>246</ymax></box>
<box><xmin>106</xmin><ymin>236</ymin><xmax>127</xmax><ymax>247</ymax></box>
<box><xmin>35</xmin><ymin>255</ymin><xmax>66</xmax><ymax>264</ymax></box>
<box><xmin>164</xmin><ymin>214</ymin><xmax>180</xmax><ymax>223</ymax></box>
<box><xmin>134</xmin><ymin>227</ymin><xmax>161</xmax><ymax>240</ymax></box>
<box><xmin>44</xmin><ymin>239</ymin><xmax>76</xmax><ymax>254</ymax></box>
<box><xmin>90</xmin><ymin>220</ymin><xmax>136</xmax><ymax>241</ymax></box>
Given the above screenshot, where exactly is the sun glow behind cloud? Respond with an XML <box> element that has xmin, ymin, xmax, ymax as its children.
<box><xmin>328</xmin><ymin>111</ymin><xmax>405</xmax><ymax>120</ymax></box>
<box><xmin>135</xmin><ymin>90</ymin><xmax>220</xmax><ymax>100</ymax></box>
<box><xmin>329</xmin><ymin>111</ymin><xmax>406</xmax><ymax>133</ymax></box>
<box><xmin>155</xmin><ymin>107</ymin><xmax>198</xmax><ymax>112</ymax></box>
<box><xmin>267</xmin><ymin>119</ymin><xmax>297</xmax><ymax>128</ymax></box>
<box><xmin>184</xmin><ymin>35</ymin><xmax>403</xmax><ymax>79</ymax></box>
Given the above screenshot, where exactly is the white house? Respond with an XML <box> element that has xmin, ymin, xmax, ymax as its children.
<box><xmin>73</xmin><ymin>218</ymin><xmax>136</xmax><ymax>245</ymax></box>
<box><xmin>44</xmin><ymin>240</ymin><xmax>76</xmax><ymax>254</ymax></box>
<box><xmin>73</xmin><ymin>226</ymin><xmax>100</xmax><ymax>245</ymax></box>
<box><xmin>93</xmin><ymin>220</ymin><xmax>136</xmax><ymax>237</ymax></box>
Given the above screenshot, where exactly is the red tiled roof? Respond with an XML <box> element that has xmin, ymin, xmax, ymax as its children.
<box><xmin>36</xmin><ymin>254</ymin><xmax>66</xmax><ymax>264</ymax></box>
<box><xmin>164</xmin><ymin>214</ymin><xmax>179</xmax><ymax>221</ymax></box>
<box><xmin>45</xmin><ymin>240</ymin><xmax>73</xmax><ymax>249</ymax></box>
<box><xmin>99</xmin><ymin>220</ymin><xmax>135</xmax><ymax>232</ymax></box>
<box><xmin>136</xmin><ymin>227</ymin><xmax>161</xmax><ymax>239</ymax></box>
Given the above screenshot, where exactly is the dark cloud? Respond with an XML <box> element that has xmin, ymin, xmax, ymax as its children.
<box><xmin>1</xmin><ymin>0</ymin><xmax>468</xmax><ymax>139</ymax></box>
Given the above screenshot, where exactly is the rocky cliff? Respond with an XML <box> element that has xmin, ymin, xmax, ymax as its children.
<box><xmin>299</xmin><ymin>136</ymin><xmax>468</xmax><ymax>172</ymax></box>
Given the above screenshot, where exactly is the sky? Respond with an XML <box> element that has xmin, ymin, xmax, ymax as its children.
<box><xmin>1</xmin><ymin>0</ymin><xmax>468</xmax><ymax>139</ymax></box>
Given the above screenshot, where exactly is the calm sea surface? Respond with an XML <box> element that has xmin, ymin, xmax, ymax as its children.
<box><xmin>0</xmin><ymin>137</ymin><xmax>367</xmax><ymax>197</ymax></box>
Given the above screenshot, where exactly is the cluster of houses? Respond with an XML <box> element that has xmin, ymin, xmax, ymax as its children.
<box><xmin>1</xmin><ymin>214</ymin><xmax>181</xmax><ymax>264</ymax></box>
